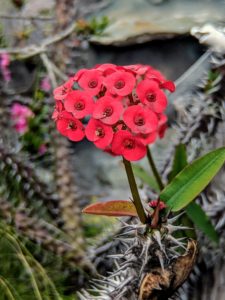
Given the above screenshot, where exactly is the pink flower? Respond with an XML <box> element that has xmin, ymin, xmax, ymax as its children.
<box><xmin>93</xmin><ymin>96</ymin><xmax>123</xmax><ymax>125</ymax></box>
<box><xmin>38</xmin><ymin>144</ymin><xmax>47</xmax><ymax>155</ymax></box>
<box><xmin>111</xmin><ymin>130</ymin><xmax>146</xmax><ymax>161</ymax></box>
<box><xmin>136</xmin><ymin>79</ymin><xmax>167</xmax><ymax>113</ymax></box>
<box><xmin>104</xmin><ymin>71</ymin><xmax>136</xmax><ymax>96</ymax></box>
<box><xmin>85</xmin><ymin>118</ymin><xmax>114</xmax><ymax>149</ymax></box>
<box><xmin>14</xmin><ymin>118</ymin><xmax>28</xmax><ymax>134</ymax></box>
<box><xmin>40</xmin><ymin>77</ymin><xmax>51</xmax><ymax>92</ymax></box>
<box><xmin>0</xmin><ymin>53</ymin><xmax>11</xmax><ymax>82</ymax></box>
<box><xmin>64</xmin><ymin>90</ymin><xmax>94</xmax><ymax>119</ymax></box>
<box><xmin>123</xmin><ymin>105</ymin><xmax>158</xmax><ymax>134</ymax></box>
<box><xmin>11</xmin><ymin>103</ymin><xmax>33</xmax><ymax>119</ymax></box>
<box><xmin>11</xmin><ymin>103</ymin><xmax>34</xmax><ymax>134</ymax></box>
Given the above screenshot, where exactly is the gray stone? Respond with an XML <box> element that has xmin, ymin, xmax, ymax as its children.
<box><xmin>89</xmin><ymin>0</ymin><xmax>225</xmax><ymax>46</ymax></box>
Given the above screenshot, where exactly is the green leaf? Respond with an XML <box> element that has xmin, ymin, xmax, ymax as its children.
<box><xmin>168</xmin><ymin>144</ymin><xmax>187</xmax><ymax>182</ymax></box>
<box><xmin>82</xmin><ymin>200</ymin><xmax>138</xmax><ymax>217</ymax></box>
<box><xmin>160</xmin><ymin>147</ymin><xmax>225</xmax><ymax>211</ymax></box>
<box><xmin>132</xmin><ymin>165</ymin><xmax>160</xmax><ymax>192</ymax></box>
<box><xmin>186</xmin><ymin>202</ymin><xmax>219</xmax><ymax>243</ymax></box>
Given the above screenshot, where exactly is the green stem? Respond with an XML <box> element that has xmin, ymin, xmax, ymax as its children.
<box><xmin>123</xmin><ymin>158</ymin><xmax>147</xmax><ymax>224</ymax></box>
<box><xmin>147</xmin><ymin>147</ymin><xmax>164</xmax><ymax>191</ymax></box>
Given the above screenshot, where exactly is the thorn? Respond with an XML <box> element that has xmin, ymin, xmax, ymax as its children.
<box><xmin>167</xmin><ymin>211</ymin><xmax>186</xmax><ymax>224</ymax></box>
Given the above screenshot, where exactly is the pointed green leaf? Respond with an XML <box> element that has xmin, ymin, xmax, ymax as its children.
<box><xmin>132</xmin><ymin>164</ymin><xmax>160</xmax><ymax>192</ymax></box>
<box><xmin>82</xmin><ymin>200</ymin><xmax>138</xmax><ymax>217</ymax></box>
<box><xmin>168</xmin><ymin>144</ymin><xmax>187</xmax><ymax>182</ymax></box>
<box><xmin>160</xmin><ymin>147</ymin><xmax>225</xmax><ymax>211</ymax></box>
<box><xmin>186</xmin><ymin>202</ymin><xmax>219</xmax><ymax>243</ymax></box>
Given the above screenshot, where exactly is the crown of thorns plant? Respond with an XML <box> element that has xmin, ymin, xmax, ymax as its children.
<box><xmin>52</xmin><ymin>63</ymin><xmax>175</xmax><ymax>161</ymax></box>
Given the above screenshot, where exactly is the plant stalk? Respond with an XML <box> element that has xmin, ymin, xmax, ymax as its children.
<box><xmin>147</xmin><ymin>147</ymin><xmax>164</xmax><ymax>191</ymax></box>
<box><xmin>123</xmin><ymin>158</ymin><xmax>147</xmax><ymax>224</ymax></box>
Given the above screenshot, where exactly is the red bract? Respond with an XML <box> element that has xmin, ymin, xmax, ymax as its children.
<box><xmin>104</xmin><ymin>71</ymin><xmax>136</xmax><ymax>96</ymax></box>
<box><xmin>64</xmin><ymin>90</ymin><xmax>94</xmax><ymax>119</ymax></box>
<box><xmin>78</xmin><ymin>69</ymin><xmax>103</xmax><ymax>95</ymax></box>
<box><xmin>93</xmin><ymin>96</ymin><xmax>123</xmax><ymax>125</ymax></box>
<box><xmin>138</xmin><ymin>131</ymin><xmax>157</xmax><ymax>146</ymax></box>
<box><xmin>53</xmin><ymin>63</ymin><xmax>175</xmax><ymax>161</ymax></box>
<box><xmin>146</xmin><ymin>69</ymin><xmax>175</xmax><ymax>92</ymax></box>
<box><xmin>125</xmin><ymin>64</ymin><xmax>151</xmax><ymax>76</ymax></box>
<box><xmin>53</xmin><ymin>78</ymin><xmax>74</xmax><ymax>101</ymax></box>
<box><xmin>112</xmin><ymin>130</ymin><xmax>146</xmax><ymax>161</ymax></box>
<box><xmin>123</xmin><ymin>105</ymin><xmax>158</xmax><ymax>134</ymax></box>
<box><xmin>85</xmin><ymin>119</ymin><xmax>114</xmax><ymax>149</ymax></box>
<box><xmin>96</xmin><ymin>63</ymin><xmax>117</xmax><ymax>76</ymax></box>
<box><xmin>56</xmin><ymin>114</ymin><xmax>85</xmax><ymax>142</ymax></box>
<box><xmin>149</xmin><ymin>200</ymin><xmax>166</xmax><ymax>210</ymax></box>
<box><xmin>158</xmin><ymin>114</ymin><xmax>168</xmax><ymax>138</ymax></box>
<box><xmin>52</xmin><ymin>101</ymin><xmax>64</xmax><ymax>121</ymax></box>
<box><xmin>136</xmin><ymin>79</ymin><xmax>167</xmax><ymax>113</ymax></box>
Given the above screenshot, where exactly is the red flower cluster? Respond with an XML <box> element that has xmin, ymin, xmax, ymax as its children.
<box><xmin>52</xmin><ymin>64</ymin><xmax>175</xmax><ymax>161</ymax></box>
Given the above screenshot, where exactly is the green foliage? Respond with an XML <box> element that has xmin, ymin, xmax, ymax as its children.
<box><xmin>205</xmin><ymin>70</ymin><xmax>221</xmax><ymax>92</ymax></box>
<box><xmin>21</xmin><ymin>103</ymin><xmax>49</xmax><ymax>154</ymax></box>
<box><xmin>186</xmin><ymin>202</ymin><xmax>219</xmax><ymax>243</ymax></box>
<box><xmin>75</xmin><ymin>16</ymin><xmax>109</xmax><ymax>36</ymax></box>
<box><xmin>160</xmin><ymin>147</ymin><xmax>225</xmax><ymax>211</ymax></box>
<box><xmin>168</xmin><ymin>144</ymin><xmax>218</xmax><ymax>242</ymax></box>
<box><xmin>0</xmin><ymin>23</ymin><xmax>7</xmax><ymax>47</ymax></box>
<box><xmin>168</xmin><ymin>144</ymin><xmax>187</xmax><ymax>182</ymax></box>
<box><xmin>132</xmin><ymin>164</ymin><xmax>160</xmax><ymax>192</ymax></box>
<box><xmin>0</xmin><ymin>227</ymin><xmax>65</xmax><ymax>300</ymax></box>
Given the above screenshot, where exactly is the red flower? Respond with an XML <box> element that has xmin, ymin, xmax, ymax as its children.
<box><xmin>56</xmin><ymin>114</ymin><xmax>85</xmax><ymax>142</ymax></box>
<box><xmin>146</xmin><ymin>69</ymin><xmax>175</xmax><ymax>92</ymax></box>
<box><xmin>78</xmin><ymin>69</ymin><xmax>103</xmax><ymax>95</ymax></box>
<box><xmin>93</xmin><ymin>96</ymin><xmax>123</xmax><ymax>125</ymax></box>
<box><xmin>111</xmin><ymin>130</ymin><xmax>146</xmax><ymax>161</ymax></box>
<box><xmin>53</xmin><ymin>64</ymin><xmax>175</xmax><ymax>160</ymax></box>
<box><xmin>104</xmin><ymin>71</ymin><xmax>136</xmax><ymax>96</ymax></box>
<box><xmin>85</xmin><ymin>119</ymin><xmax>114</xmax><ymax>149</ymax></box>
<box><xmin>138</xmin><ymin>131</ymin><xmax>157</xmax><ymax>146</ymax></box>
<box><xmin>53</xmin><ymin>78</ymin><xmax>74</xmax><ymax>101</ymax></box>
<box><xmin>136</xmin><ymin>79</ymin><xmax>167</xmax><ymax>113</ymax></box>
<box><xmin>64</xmin><ymin>90</ymin><xmax>94</xmax><ymax>119</ymax></box>
<box><xmin>123</xmin><ymin>105</ymin><xmax>158</xmax><ymax>134</ymax></box>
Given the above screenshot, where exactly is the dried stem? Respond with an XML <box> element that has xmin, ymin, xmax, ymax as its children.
<box><xmin>123</xmin><ymin>158</ymin><xmax>147</xmax><ymax>224</ymax></box>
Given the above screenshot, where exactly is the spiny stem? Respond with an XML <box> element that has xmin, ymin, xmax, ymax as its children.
<box><xmin>147</xmin><ymin>147</ymin><xmax>164</xmax><ymax>191</ymax></box>
<box><xmin>123</xmin><ymin>158</ymin><xmax>147</xmax><ymax>224</ymax></box>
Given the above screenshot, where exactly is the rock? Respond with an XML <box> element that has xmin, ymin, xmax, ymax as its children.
<box><xmin>89</xmin><ymin>0</ymin><xmax>225</xmax><ymax>46</ymax></box>
<box><xmin>21</xmin><ymin>0</ymin><xmax>55</xmax><ymax>16</ymax></box>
